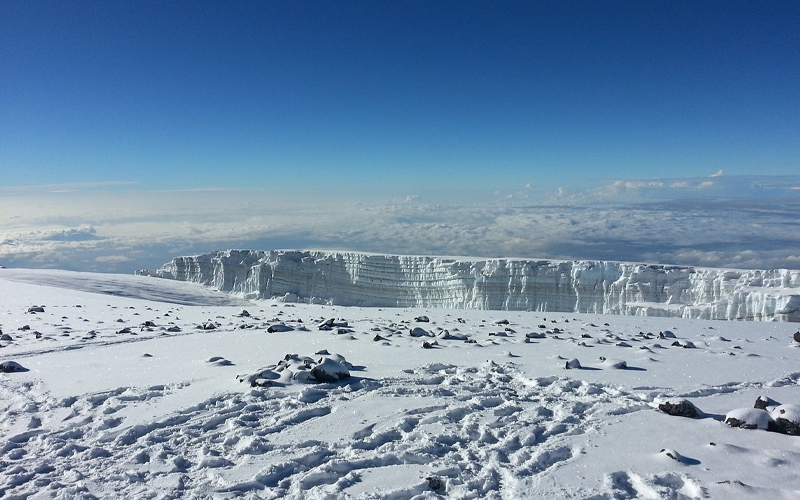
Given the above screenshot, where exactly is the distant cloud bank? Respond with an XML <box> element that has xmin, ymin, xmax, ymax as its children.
<box><xmin>1</xmin><ymin>176</ymin><xmax>799</xmax><ymax>273</ymax></box>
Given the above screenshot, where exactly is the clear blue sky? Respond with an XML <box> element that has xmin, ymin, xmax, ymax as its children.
<box><xmin>2</xmin><ymin>1</ymin><xmax>798</xmax><ymax>192</ymax></box>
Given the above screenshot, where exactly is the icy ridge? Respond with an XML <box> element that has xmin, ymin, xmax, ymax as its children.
<box><xmin>142</xmin><ymin>250</ymin><xmax>800</xmax><ymax>321</ymax></box>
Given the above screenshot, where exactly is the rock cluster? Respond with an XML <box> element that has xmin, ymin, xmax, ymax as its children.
<box><xmin>237</xmin><ymin>352</ymin><xmax>353</xmax><ymax>387</ymax></box>
<box><xmin>658</xmin><ymin>396</ymin><xmax>800</xmax><ymax>436</ymax></box>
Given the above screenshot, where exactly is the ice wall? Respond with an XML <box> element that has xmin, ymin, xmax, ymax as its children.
<box><xmin>142</xmin><ymin>250</ymin><xmax>800</xmax><ymax>322</ymax></box>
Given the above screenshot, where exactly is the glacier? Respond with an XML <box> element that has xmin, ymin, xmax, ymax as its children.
<box><xmin>138</xmin><ymin>250</ymin><xmax>800</xmax><ymax>322</ymax></box>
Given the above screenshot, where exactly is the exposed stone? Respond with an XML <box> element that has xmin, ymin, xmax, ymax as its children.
<box><xmin>658</xmin><ymin>399</ymin><xmax>700</xmax><ymax>418</ymax></box>
<box><xmin>0</xmin><ymin>361</ymin><xmax>28</xmax><ymax>373</ymax></box>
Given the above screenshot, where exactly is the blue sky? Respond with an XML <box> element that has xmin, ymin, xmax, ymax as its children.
<box><xmin>2</xmin><ymin>1</ymin><xmax>798</xmax><ymax>191</ymax></box>
<box><xmin>1</xmin><ymin>1</ymin><xmax>799</xmax><ymax>272</ymax></box>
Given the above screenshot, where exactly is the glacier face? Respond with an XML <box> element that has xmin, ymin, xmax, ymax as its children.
<box><xmin>141</xmin><ymin>250</ymin><xmax>800</xmax><ymax>322</ymax></box>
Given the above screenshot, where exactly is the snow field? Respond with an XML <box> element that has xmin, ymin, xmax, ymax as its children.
<box><xmin>1</xmin><ymin>269</ymin><xmax>800</xmax><ymax>499</ymax></box>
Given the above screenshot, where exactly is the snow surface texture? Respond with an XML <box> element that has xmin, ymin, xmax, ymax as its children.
<box><xmin>3</xmin><ymin>268</ymin><xmax>800</xmax><ymax>499</ymax></box>
<box><xmin>141</xmin><ymin>250</ymin><xmax>800</xmax><ymax>321</ymax></box>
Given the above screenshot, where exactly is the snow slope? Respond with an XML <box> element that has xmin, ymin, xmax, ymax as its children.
<box><xmin>2</xmin><ymin>268</ymin><xmax>800</xmax><ymax>499</ymax></box>
<box><xmin>142</xmin><ymin>250</ymin><xmax>800</xmax><ymax>321</ymax></box>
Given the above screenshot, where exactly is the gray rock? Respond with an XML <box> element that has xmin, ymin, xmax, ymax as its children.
<box><xmin>0</xmin><ymin>361</ymin><xmax>28</xmax><ymax>373</ymax></box>
<box><xmin>658</xmin><ymin>399</ymin><xmax>700</xmax><ymax>418</ymax></box>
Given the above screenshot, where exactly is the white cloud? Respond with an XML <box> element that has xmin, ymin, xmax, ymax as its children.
<box><xmin>710</xmin><ymin>169</ymin><xmax>725</xmax><ymax>177</ymax></box>
<box><xmin>1</xmin><ymin>181</ymin><xmax>799</xmax><ymax>273</ymax></box>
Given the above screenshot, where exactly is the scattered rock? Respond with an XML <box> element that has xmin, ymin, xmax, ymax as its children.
<box><xmin>769</xmin><ymin>404</ymin><xmax>800</xmax><ymax>435</ymax></box>
<box><xmin>27</xmin><ymin>306</ymin><xmax>45</xmax><ymax>313</ymax></box>
<box><xmin>724</xmin><ymin>408</ymin><xmax>772</xmax><ymax>430</ymax></box>
<box><xmin>754</xmin><ymin>395</ymin><xmax>779</xmax><ymax>410</ymax></box>
<box><xmin>658</xmin><ymin>399</ymin><xmax>701</xmax><ymax>418</ymax></box>
<box><xmin>565</xmin><ymin>358</ymin><xmax>582</xmax><ymax>369</ymax></box>
<box><xmin>427</xmin><ymin>477</ymin><xmax>443</xmax><ymax>490</ymax></box>
<box><xmin>199</xmin><ymin>321</ymin><xmax>217</xmax><ymax>330</ymax></box>
<box><xmin>414</xmin><ymin>315</ymin><xmax>430</xmax><ymax>322</ymax></box>
<box><xmin>206</xmin><ymin>356</ymin><xmax>234</xmax><ymax>366</ymax></box>
<box><xmin>793</xmin><ymin>331</ymin><xmax>800</xmax><ymax>343</ymax></box>
<box><xmin>410</xmin><ymin>327</ymin><xmax>429</xmax><ymax>337</ymax></box>
<box><xmin>0</xmin><ymin>361</ymin><xmax>28</xmax><ymax>373</ymax></box>
<box><xmin>267</xmin><ymin>324</ymin><xmax>294</xmax><ymax>333</ymax></box>
<box><xmin>599</xmin><ymin>357</ymin><xmax>627</xmax><ymax>369</ymax></box>
<box><xmin>311</xmin><ymin>357</ymin><xmax>351</xmax><ymax>382</ymax></box>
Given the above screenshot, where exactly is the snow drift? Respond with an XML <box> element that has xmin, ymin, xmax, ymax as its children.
<box><xmin>140</xmin><ymin>250</ymin><xmax>800</xmax><ymax>321</ymax></box>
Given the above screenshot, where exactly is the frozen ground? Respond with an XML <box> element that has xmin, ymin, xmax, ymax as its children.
<box><xmin>2</xmin><ymin>268</ymin><xmax>800</xmax><ymax>499</ymax></box>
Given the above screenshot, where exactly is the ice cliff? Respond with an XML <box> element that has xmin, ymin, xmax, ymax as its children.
<box><xmin>140</xmin><ymin>250</ymin><xmax>800</xmax><ymax>322</ymax></box>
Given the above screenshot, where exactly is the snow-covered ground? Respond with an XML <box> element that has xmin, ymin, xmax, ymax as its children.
<box><xmin>2</xmin><ymin>268</ymin><xmax>800</xmax><ymax>499</ymax></box>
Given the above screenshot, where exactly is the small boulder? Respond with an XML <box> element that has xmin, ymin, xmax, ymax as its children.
<box><xmin>724</xmin><ymin>408</ymin><xmax>772</xmax><ymax>430</ymax></box>
<box><xmin>793</xmin><ymin>331</ymin><xmax>800</xmax><ymax>343</ymax></box>
<box><xmin>414</xmin><ymin>315</ymin><xmax>430</xmax><ymax>322</ymax></box>
<box><xmin>267</xmin><ymin>324</ymin><xmax>294</xmax><ymax>333</ymax></box>
<box><xmin>0</xmin><ymin>361</ymin><xmax>28</xmax><ymax>373</ymax></box>
<box><xmin>310</xmin><ymin>357</ymin><xmax>350</xmax><ymax>383</ymax></box>
<box><xmin>564</xmin><ymin>358</ymin><xmax>581</xmax><ymax>370</ymax></box>
<box><xmin>658</xmin><ymin>399</ymin><xmax>701</xmax><ymax>418</ymax></box>
<box><xmin>754</xmin><ymin>395</ymin><xmax>779</xmax><ymax>410</ymax></box>
<box><xmin>599</xmin><ymin>357</ymin><xmax>628</xmax><ymax>369</ymax></box>
<box><xmin>409</xmin><ymin>327</ymin><xmax>429</xmax><ymax>337</ymax></box>
<box><xmin>769</xmin><ymin>404</ymin><xmax>800</xmax><ymax>435</ymax></box>
<box><xmin>27</xmin><ymin>306</ymin><xmax>45</xmax><ymax>314</ymax></box>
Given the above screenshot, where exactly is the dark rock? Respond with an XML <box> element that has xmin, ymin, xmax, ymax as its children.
<box><xmin>754</xmin><ymin>396</ymin><xmax>779</xmax><ymax>409</ymax></box>
<box><xmin>414</xmin><ymin>316</ymin><xmax>430</xmax><ymax>322</ymax></box>
<box><xmin>793</xmin><ymin>331</ymin><xmax>800</xmax><ymax>343</ymax></box>
<box><xmin>427</xmin><ymin>477</ymin><xmax>442</xmax><ymax>490</ymax></box>
<box><xmin>373</xmin><ymin>334</ymin><xmax>385</xmax><ymax>341</ymax></box>
<box><xmin>409</xmin><ymin>327</ymin><xmax>428</xmax><ymax>337</ymax></box>
<box><xmin>724</xmin><ymin>408</ymin><xmax>772</xmax><ymax>430</ymax></box>
<box><xmin>310</xmin><ymin>358</ymin><xmax>350</xmax><ymax>382</ymax></box>
<box><xmin>768</xmin><ymin>405</ymin><xmax>800</xmax><ymax>435</ymax></box>
<box><xmin>0</xmin><ymin>361</ymin><xmax>28</xmax><ymax>373</ymax></box>
<box><xmin>27</xmin><ymin>306</ymin><xmax>45</xmax><ymax>313</ymax></box>
<box><xmin>564</xmin><ymin>358</ymin><xmax>581</xmax><ymax>369</ymax></box>
<box><xmin>658</xmin><ymin>400</ymin><xmax>700</xmax><ymax>418</ymax></box>
<box><xmin>267</xmin><ymin>324</ymin><xmax>293</xmax><ymax>333</ymax></box>
<box><xmin>771</xmin><ymin>418</ymin><xmax>800</xmax><ymax>435</ymax></box>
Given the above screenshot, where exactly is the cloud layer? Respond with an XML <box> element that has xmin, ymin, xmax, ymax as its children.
<box><xmin>2</xmin><ymin>176</ymin><xmax>799</xmax><ymax>273</ymax></box>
